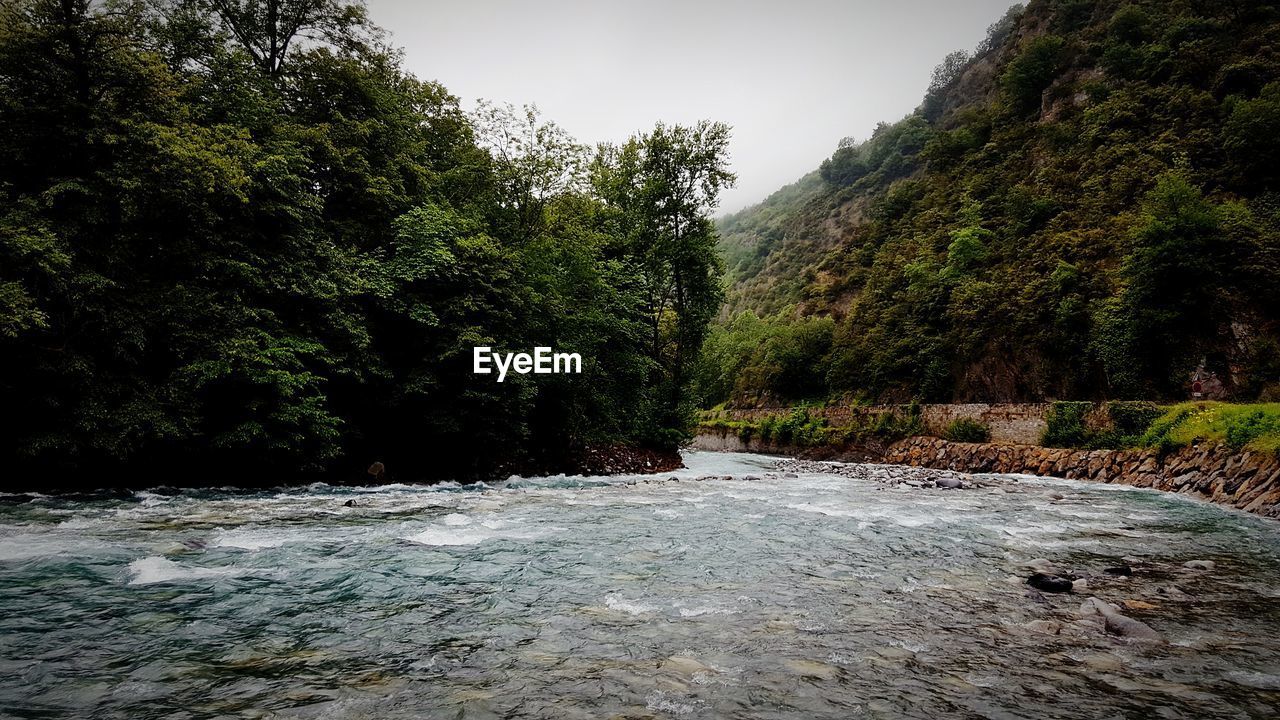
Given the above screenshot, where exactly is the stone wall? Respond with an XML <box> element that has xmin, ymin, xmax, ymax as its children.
<box><xmin>712</xmin><ymin>403</ymin><xmax>1051</xmax><ymax>445</ymax></box>
<box><xmin>689</xmin><ymin>429</ymin><xmax>1280</xmax><ymax>518</ymax></box>
<box><xmin>884</xmin><ymin>436</ymin><xmax>1280</xmax><ymax>518</ymax></box>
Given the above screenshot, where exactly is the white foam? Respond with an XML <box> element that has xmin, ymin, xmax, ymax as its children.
<box><xmin>127</xmin><ymin>556</ymin><xmax>241</xmax><ymax>585</ymax></box>
<box><xmin>645</xmin><ymin>691</ymin><xmax>697</xmax><ymax>717</ymax></box>
<box><xmin>604</xmin><ymin>593</ymin><xmax>657</xmax><ymax>616</ymax></box>
<box><xmin>403</xmin><ymin>527</ymin><xmax>501</xmax><ymax>546</ymax></box>
<box><xmin>676</xmin><ymin>604</ymin><xmax>735</xmax><ymax>618</ymax></box>
<box><xmin>134</xmin><ymin>491</ymin><xmax>171</xmax><ymax>507</ymax></box>
<box><xmin>442</xmin><ymin>513</ymin><xmax>472</xmax><ymax>526</ymax></box>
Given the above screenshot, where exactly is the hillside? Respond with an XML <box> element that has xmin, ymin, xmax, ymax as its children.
<box><xmin>703</xmin><ymin>0</ymin><xmax>1280</xmax><ymax>408</ymax></box>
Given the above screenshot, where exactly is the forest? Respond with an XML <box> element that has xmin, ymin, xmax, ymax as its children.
<box><xmin>0</xmin><ymin>0</ymin><xmax>733</xmax><ymax>483</ymax></box>
<box><xmin>701</xmin><ymin>0</ymin><xmax>1280</xmax><ymax>409</ymax></box>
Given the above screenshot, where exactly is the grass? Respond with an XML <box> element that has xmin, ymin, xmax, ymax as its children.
<box><xmin>1140</xmin><ymin>402</ymin><xmax>1280</xmax><ymax>455</ymax></box>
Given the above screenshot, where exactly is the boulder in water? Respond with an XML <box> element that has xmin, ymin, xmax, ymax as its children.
<box><xmin>935</xmin><ymin>476</ymin><xmax>964</xmax><ymax>490</ymax></box>
<box><xmin>1104</xmin><ymin>564</ymin><xmax>1133</xmax><ymax>576</ymax></box>
<box><xmin>1183</xmin><ymin>560</ymin><xmax>1216</xmax><ymax>571</ymax></box>
<box><xmin>1028</xmin><ymin>573</ymin><xmax>1074</xmax><ymax>593</ymax></box>
<box><xmin>1080</xmin><ymin>597</ymin><xmax>1164</xmax><ymax>643</ymax></box>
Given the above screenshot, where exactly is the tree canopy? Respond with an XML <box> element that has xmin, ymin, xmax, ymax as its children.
<box><xmin>0</xmin><ymin>0</ymin><xmax>733</xmax><ymax>485</ymax></box>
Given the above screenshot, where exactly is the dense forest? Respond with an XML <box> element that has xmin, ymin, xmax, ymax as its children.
<box><xmin>700</xmin><ymin>0</ymin><xmax>1280</xmax><ymax>408</ymax></box>
<box><xmin>0</xmin><ymin>0</ymin><xmax>733</xmax><ymax>483</ymax></box>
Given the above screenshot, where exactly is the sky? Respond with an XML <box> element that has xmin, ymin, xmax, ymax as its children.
<box><xmin>366</xmin><ymin>0</ymin><xmax>1017</xmax><ymax>213</ymax></box>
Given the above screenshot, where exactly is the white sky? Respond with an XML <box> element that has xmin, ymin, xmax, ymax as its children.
<box><xmin>367</xmin><ymin>0</ymin><xmax>1016</xmax><ymax>213</ymax></box>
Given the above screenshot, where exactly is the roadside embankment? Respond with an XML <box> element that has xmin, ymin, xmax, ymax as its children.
<box><xmin>690</xmin><ymin>428</ymin><xmax>1280</xmax><ymax>518</ymax></box>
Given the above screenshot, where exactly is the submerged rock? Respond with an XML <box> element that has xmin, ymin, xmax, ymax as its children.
<box><xmin>1080</xmin><ymin>597</ymin><xmax>1164</xmax><ymax>643</ymax></box>
<box><xmin>1104</xmin><ymin>564</ymin><xmax>1133</xmax><ymax>576</ymax></box>
<box><xmin>1027</xmin><ymin>573</ymin><xmax>1074</xmax><ymax>593</ymax></box>
<box><xmin>1183</xmin><ymin>560</ymin><xmax>1216</xmax><ymax>571</ymax></box>
<box><xmin>1024</xmin><ymin>558</ymin><xmax>1058</xmax><ymax>575</ymax></box>
<box><xmin>1023</xmin><ymin>619</ymin><xmax>1062</xmax><ymax>635</ymax></box>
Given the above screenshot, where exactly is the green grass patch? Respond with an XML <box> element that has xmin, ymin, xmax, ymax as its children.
<box><xmin>1140</xmin><ymin>402</ymin><xmax>1280</xmax><ymax>455</ymax></box>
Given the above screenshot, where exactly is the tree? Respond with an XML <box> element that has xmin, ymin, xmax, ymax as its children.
<box><xmin>922</xmin><ymin>49</ymin><xmax>971</xmax><ymax>120</ymax></box>
<box><xmin>195</xmin><ymin>0</ymin><xmax>375</xmax><ymax>77</ymax></box>
<box><xmin>592</xmin><ymin>121</ymin><xmax>735</xmax><ymax>442</ymax></box>
<box><xmin>471</xmin><ymin>101</ymin><xmax>587</xmax><ymax>242</ymax></box>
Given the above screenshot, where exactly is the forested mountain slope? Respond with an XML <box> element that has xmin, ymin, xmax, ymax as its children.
<box><xmin>704</xmin><ymin>0</ymin><xmax>1280</xmax><ymax>407</ymax></box>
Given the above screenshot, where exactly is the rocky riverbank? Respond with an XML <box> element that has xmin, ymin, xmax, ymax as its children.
<box><xmin>691</xmin><ymin>429</ymin><xmax>1280</xmax><ymax>518</ymax></box>
<box><xmin>767</xmin><ymin>455</ymin><xmax>1235</xmax><ymax>646</ymax></box>
<box><xmin>885</xmin><ymin>436</ymin><xmax>1280</xmax><ymax>518</ymax></box>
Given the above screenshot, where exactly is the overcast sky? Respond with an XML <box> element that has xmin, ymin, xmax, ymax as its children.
<box><xmin>366</xmin><ymin>0</ymin><xmax>1016</xmax><ymax>213</ymax></box>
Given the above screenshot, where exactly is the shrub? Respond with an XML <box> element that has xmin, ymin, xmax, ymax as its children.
<box><xmin>1106</xmin><ymin>401</ymin><xmax>1162</xmax><ymax>437</ymax></box>
<box><xmin>1002</xmin><ymin>35</ymin><xmax>1067</xmax><ymax>112</ymax></box>
<box><xmin>1041</xmin><ymin>401</ymin><xmax>1093</xmax><ymax>447</ymax></box>
<box><xmin>943</xmin><ymin>418</ymin><xmax>991</xmax><ymax>443</ymax></box>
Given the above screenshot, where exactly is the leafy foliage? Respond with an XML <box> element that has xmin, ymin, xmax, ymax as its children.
<box><xmin>0</xmin><ymin>0</ymin><xmax>731</xmax><ymax>484</ymax></box>
<box><xmin>943</xmin><ymin>418</ymin><xmax>991</xmax><ymax>443</ymax></box>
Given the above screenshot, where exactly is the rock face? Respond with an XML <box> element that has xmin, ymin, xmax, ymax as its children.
<box><xmin>879</xmin><ymin>437</ymin><xmax>1280</xmax><ymax>519</ymax></box>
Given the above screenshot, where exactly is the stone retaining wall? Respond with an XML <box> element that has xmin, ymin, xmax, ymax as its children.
<box><xmin>689</xmin><ymin>430</ymin><xmax>1280</xmax><ymax>518</ymax></box>
<box><xmin>885</xmin><ymin>436</ymin><xmax>1280</xmax><ymax>518</ymax></box>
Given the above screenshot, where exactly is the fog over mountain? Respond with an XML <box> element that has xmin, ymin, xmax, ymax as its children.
<box><xmin>368</xmin><ymin>0</ymin><xmax>1016</xmax><ymax>212</ymax></box>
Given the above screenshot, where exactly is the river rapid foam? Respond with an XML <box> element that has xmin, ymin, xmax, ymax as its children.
<box><xmin>1</xmin><ymin>451</ymin><xmax>1279</xmax><ymax>718</ymax></box>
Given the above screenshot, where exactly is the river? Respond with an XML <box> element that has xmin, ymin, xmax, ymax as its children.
<box><xmin>2</xmin><ymin>451</ymin><xmax>1279</xmax><ymax>718</ymax></box>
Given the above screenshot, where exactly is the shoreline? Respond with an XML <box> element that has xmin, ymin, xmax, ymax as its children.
<box><xmin>692</xmin><ymin>430</ymin><xmax>1280</xmax><ymax>518</ymax></box>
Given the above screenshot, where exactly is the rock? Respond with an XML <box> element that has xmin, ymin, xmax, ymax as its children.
<box><xmin>1079</xmin><ymin>597</ymin><xmax>1164</xmax><ymax>643</ymax></box>
<box><xmin>343</xmin><ymin>499</ymin><xmax>357</xmax><ymax>507</ymax></box>
<box><xmin>1027</xmin><ymin>573</ymin><xmax>1074</xmax><ymax>593</ymax></box>
<box><xmin>1024</xmin><ymin>558</ymin><xmax>1058</xmax><ymax>574</ymax></box>
<box><xmin>1122</xmin><ymin>599</ymin><xmax>1158</xmax><ymax>611</ymax></box>
<box><xmin>935</xmin><ymin>476</ymin><xmax>964</xmax><ymax>490</ymax></box>
<box><xmin>1071</xmin><ymin>578</ymin><xmax>1089</xmax><ymax>592</ymax></box>
<box><xmin>1104</xmin><ymin>565</ymin><xmax>1133</xmax><ymax>576</ymax></box>
<box><xmin>1051</xmin><ymin>493</ymin><xmax>1065</xmax><ymax>500</ymax></box>
<box><xmin>1182</xmin><ymin>560</ymin><xmax>1216</xmax><ymax>571</ymax></box>
<box><xmin>1157</xmin><ymin>585</ymin><xmax>1192</xmax><ymax>601</ymax></box>
<box><xmin>367</xmin><ymin>461</ymin><xmax>386</xmax><ymax>481</ymax></box>
<box><xmin>1024</xmin><ymin>620</ymin><xmax>1062</xmax><ymax>635</ymax></box>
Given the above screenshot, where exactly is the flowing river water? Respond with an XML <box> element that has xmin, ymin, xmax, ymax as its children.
<box><xmin>2</xmin><ymin>451</ymin><xmax>1280</xmax><ymax>719</ymax></box>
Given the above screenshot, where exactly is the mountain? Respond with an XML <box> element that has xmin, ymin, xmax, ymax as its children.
<box><xmin>702</xmin><ymin>0</ymin><xmax>1280</xmax><ymax>407</ymax></box>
